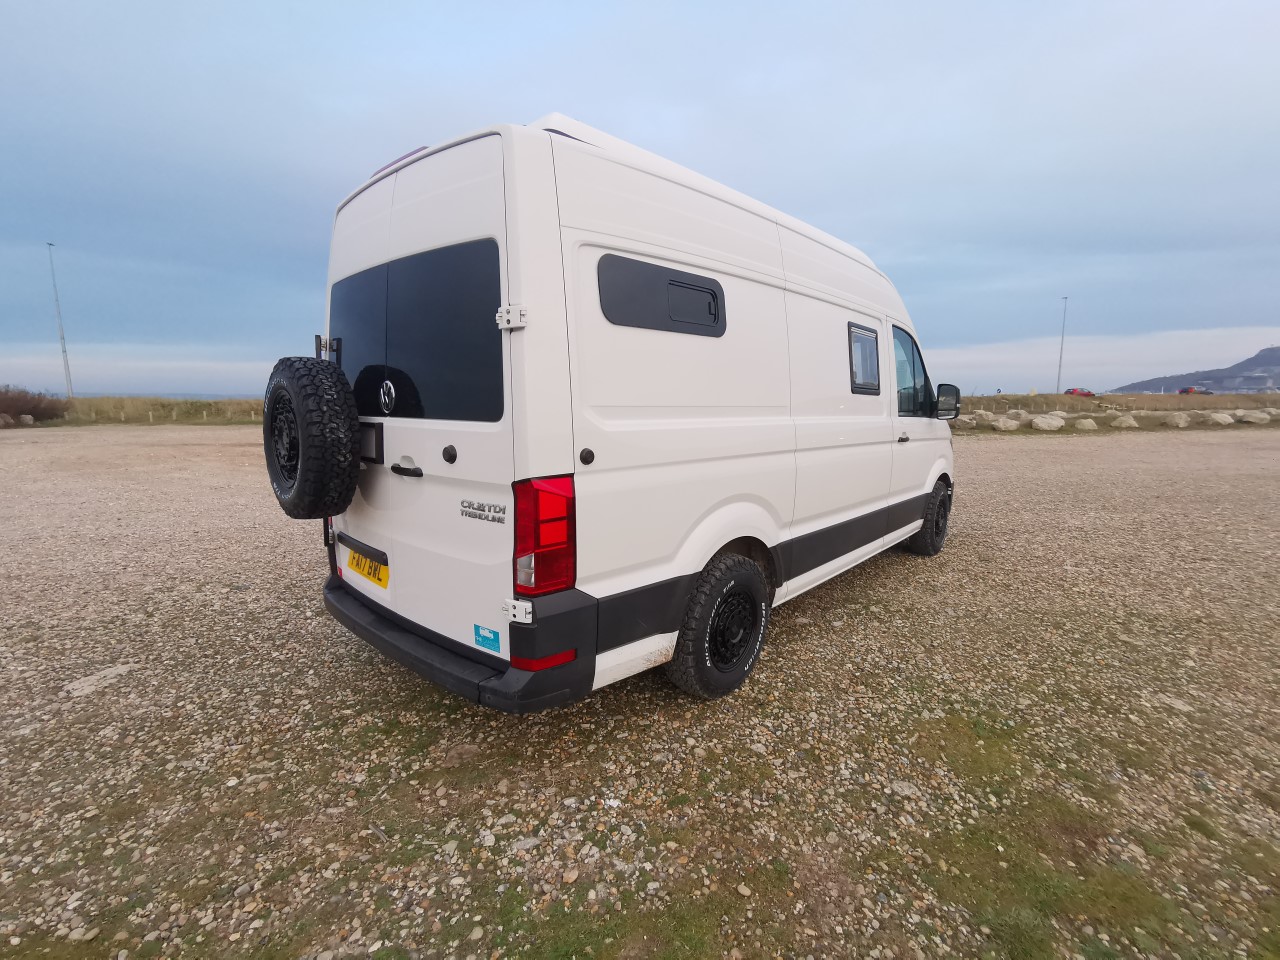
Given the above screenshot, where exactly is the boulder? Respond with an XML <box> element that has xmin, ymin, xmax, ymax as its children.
<box><xmin>1006</xmin><ymin>408</ymin><xmax>1029</xmax><ymax>419</ymax></box>
<box><xmin>0</xmin><ymin>413</ymin><xmax>14</xmax><ymax>428</ymax></box>
<box><xmin>1262</xmin><ymin>407</ymin><xmax>1280</xmax><ymax>416</ymax></box>
<box><xmin>1030</xmin><ymin>415</ymin><xmax>1065</xmax><ymax>431</ymax></box>
<box><xmin>18</xmin><ymin>414</ymin><xmax>34</xmax><ymax>426</ymax></box>
<box><xmin>1110</xmin><ymin>415</ymin><xmax>1140</xmax><ymax>429</ymax></box>
<box><xmin>1205</xmin><ymin>412</ymin><xmax>1234</xmax><ymax>426</ymax></box>
<box><xmin>972</xmin><ymin>410</ymin><xmax>997</xmax><ymax>422</ymax></box>
<box><xmin>991</xmin><ymin>417</ymin><xmax>1021</xmax><ymax>432</ymax></box>
<box><xmin>1233</xmin><ymin>409</ymin><xmax>1247</xmax><ymax>419</ymax></box>
<box><xmin>1238</xmin><ymin>411</ymin><xmax>1271</xmax><ymax>424</ymax></box>
<box><xmin>1049</xmin><ymin>410</ymin><xmax>1072</xmax><ymax>418</ymax></box>
<box><xmin>1164</xmin><ymin>413</ymin><xmax>1191</xmax><ymax>429</ymax></box>
<box><xmin>951</xmin><ymin>415</ymin><xmax>977</xmax><ymax>430</ymax></box>
<box><xmin>1074</xmin><ymin>418</ymin><xmax>1098</xmax><ymax>431</ymax></box>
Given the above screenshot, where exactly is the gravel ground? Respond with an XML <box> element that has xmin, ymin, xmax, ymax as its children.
<box><xmin>1</xmin><ymin>426</ymin><xmax>1277</xmax><ymax>960</ymax></box>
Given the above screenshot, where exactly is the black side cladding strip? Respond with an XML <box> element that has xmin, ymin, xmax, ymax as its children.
<box><xmin>596</xmin><ymin>572</ymin><xmax>700</xmax><ymax>654</ymax></box>
<box><xmin>593</xmin><ymin>492</ymin><xmax>935</xmax><ymax>653</ymax></box>
<box><xmin>335</xmin><ymin>531</ymin><xmax>389</xmax><ymax>567</ymax></box>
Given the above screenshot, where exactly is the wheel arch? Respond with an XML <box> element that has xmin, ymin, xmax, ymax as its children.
<box><xmin>716</xmin><ymin>535</ymin><xmax>781</xmax><ymax>592</ymax></box>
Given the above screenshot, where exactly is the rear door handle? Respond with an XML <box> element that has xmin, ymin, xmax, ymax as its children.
<box><xmin>897</xmin><ymin>433</ymin><xmax>910</xmax><ymax>443</ymax></box>
<box><xmin>390</xmin><ymin>463</ymin><xmax>423</xmax><ymax>478</ymax></box>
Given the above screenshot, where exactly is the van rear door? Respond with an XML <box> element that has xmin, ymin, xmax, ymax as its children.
<box><xmin>326</xmin><ymin>135</ymin><xmax>516</xmax><ymax>662</ymax></box>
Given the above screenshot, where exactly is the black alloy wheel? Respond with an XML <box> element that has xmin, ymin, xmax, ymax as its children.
<box><xmin>906</xmin><ymin>480</ymin><xmax>952</xmax><ymax>556</ymax></box>
<box><xmin>262</xmin><ymin>356</ymin><xmax>362</xmax><ymax>520</ymax></box>
<box><xmin>269</xmin><ymin>392</ymin><xmax>300</xmax><ymax>489</ymax></box>
<box><xmin>707</xmin><ymin>588</ymin><xmax>760</xmax><ymax>672</ymax></box>
<box><xmin>666</xmin><ymin>552</ymin><xmax>772</xmax><ymax>700</ymax></box>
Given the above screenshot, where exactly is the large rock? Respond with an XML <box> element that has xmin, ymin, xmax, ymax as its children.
<box><xmin>1238</xmin><ymin>411</ymin><xmax>1271</xmax><ymax>424</ymax></box>
<box><xmin>1111</xmin><ymin>415</ymin><xmax>1140</xmax><ymax>429</ymax></box>
<box><xmin>1006</xmin><ymin>408</ymin><xmax>1029</xmax><ymax>419</ymax></box>
<box><xmin>18</xmin><ymin>414</ymin><xmax>34</xmax><ymax>426</ymax></box>
<box><xmin>1262</xmin><ymin>407</ymin><xmax>1280</xmax><ymax>416</ymax></box>
<box><xmin>971</xmin><ymin>410</ymin><xmax>998</xmax><ymax>422</ymax></box>
<box><xmin>991</xmin><ymin>417</ymin><xmax>1021</xmax><ymax>432</ymax></box>
<box><xmin>1164</xmin><ymin>412</ymin><xmax>1191</xmax><ymax>428</ymax></box>
<box><xmin>0</xmin><ymin>413</ymin><xmax>14</xmax><ymax>428</ymax></box>
<box><xmin>951</xmin><ymin>415</ymin><xmax>977</xmax><ymax>430</ymax></box>
<box><xmin>1030</xmin><ymin>415</ymin><xmax>1065</xmax><ymax>431</ymax></box>
<box><xmin>1074</xmin><ymin>418</ymin><xmax>1098</xmax><ymax>431</ymax></box>
<box><xmin>1205</xmin><ymin>412</ymin><xmax>1234</xmax><ymax>426</ymax></box>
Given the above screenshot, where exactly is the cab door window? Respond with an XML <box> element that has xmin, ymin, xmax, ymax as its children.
<box><xmin>892</xmin><ymin>327</ymin><xmax>934</xmax><ymax>417</ymax></box>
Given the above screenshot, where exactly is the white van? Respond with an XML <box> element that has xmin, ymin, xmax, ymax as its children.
<box><xmin>263</xmin><ymin>114</ymin><xmax>959</xmax><ymax>714</ymax></box>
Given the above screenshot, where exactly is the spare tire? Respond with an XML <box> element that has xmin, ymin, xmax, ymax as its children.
<box><xmin>263</xmin><ymin>357</ymin><xmax>361</xmax><ymax>519</ymax></box>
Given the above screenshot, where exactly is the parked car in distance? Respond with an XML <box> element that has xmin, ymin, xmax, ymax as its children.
<box><xmin>1064</xmin><ymin>388</ymin><xmax>1095</xmax><ymax>396</ymax></box>
<box><xmin>1178</xmin><ymin>386</ymin><xmax>1214</xmax><ymax>394</ymax></box>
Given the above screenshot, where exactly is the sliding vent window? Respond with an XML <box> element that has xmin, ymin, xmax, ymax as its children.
<box><xmin>598</xmin><ymin>254</ymin><xmax>726</xmax><ymax>337</ymax></box>
<box><xmin>848</xmin><ymin>322</ymin><xmax>880</xmax><ymax>394</ymax></box>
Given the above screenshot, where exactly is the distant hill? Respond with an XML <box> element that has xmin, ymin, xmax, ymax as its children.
<box><xmin>1112</xmin><ymin>346</ymin><xmax>1280</xmax><ymax>394</ymax></box>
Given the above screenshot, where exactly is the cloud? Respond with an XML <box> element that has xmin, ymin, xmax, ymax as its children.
<box><xmin>928</xmin><ymin>325</ymin><xmax>1280</xmax><ymax>395</ymax></box>
<box><xmin>1</xmin><ymin>2</ymin><xmax>1277</xmax><ymax>359</ymax></box>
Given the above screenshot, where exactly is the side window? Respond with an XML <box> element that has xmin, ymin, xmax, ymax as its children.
<box><xmin>892</xmin><ymin>327</ymin><xmax>934</xmax><ymax>416</ymax></box>
<box><xmin>598</xmin><ymin>254</ymin><xmax>726</xmax><ymax>338</ymax></box>
<box><xmin>847</xmin><ymin>322</ymin><xmax>880</xmax><ymax>394</ymax></box>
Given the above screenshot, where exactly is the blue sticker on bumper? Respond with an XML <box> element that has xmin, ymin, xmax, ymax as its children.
<box><xmin>473</xmin><ymin>624</ymin><xmax>500</xmax><ymax>652</ymax></box>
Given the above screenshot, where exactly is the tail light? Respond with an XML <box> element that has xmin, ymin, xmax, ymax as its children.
<box><xmin>512</xmin><ymin>475</ymin><xmax>575</xmax><ymax>597</ymax></box>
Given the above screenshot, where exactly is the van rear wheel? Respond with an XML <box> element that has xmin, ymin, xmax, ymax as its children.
<box><xmin>905</xmin><ymin>481</ymin><xmax>951</xmax><ymax>556</ymax></box>
<box><xmin>666</xmin><ymin>553</ymin><xmax>771</xmax><ymax>700</ymax></box>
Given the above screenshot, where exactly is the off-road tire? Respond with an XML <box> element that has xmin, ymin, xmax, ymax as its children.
<box><xmin>666</xmin><ymin>553</ymin><xmax>771</xmax><ymax>700</ymax></box>
<box><xmin>905</xmin><ymin>480</ymin><xmax>951</xmax><ymax>556</ymax></box>
<box><xmin>263</xmin><ymin>357</ymin><xmax>361</xmax><ymax>520</ymax></box>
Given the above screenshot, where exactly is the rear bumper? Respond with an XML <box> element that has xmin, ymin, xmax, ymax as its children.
<box><xmin>322</xmin><ymin>574</ymin><xmax>596</xmax><ymax>715</ymax></box>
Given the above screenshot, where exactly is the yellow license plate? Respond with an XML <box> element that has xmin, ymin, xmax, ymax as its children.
<box><xmin>347</xmin><ymin>550</ymin><xmax>389</xmax><ymax>588</ymax></box>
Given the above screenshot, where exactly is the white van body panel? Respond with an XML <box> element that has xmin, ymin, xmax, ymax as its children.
<box><xmin>328</xmin><ymin>134</ymin><xmax>517</xmax><ymax>661</ymax></box>
<box><xmin>551</xmin><ymin>132</ymin><xmax>795</xmax><ymax>612</ymax></box>
<box><xmin>321</xmin><ymin>114</ymin><xmax>954</xmax><ymax>707</ymax></box>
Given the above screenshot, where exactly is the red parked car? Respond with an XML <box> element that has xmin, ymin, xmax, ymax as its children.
<box><xmin>1064</xmin><ymin>387</ymin><xmax>1095</xmax><ymax>396</ymax></box>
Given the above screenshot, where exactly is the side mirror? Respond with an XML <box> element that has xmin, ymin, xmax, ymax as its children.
<box><xmin>935</xmin><ymin>383</ymin><xmax>960</xmax><ymax>420</ymax></box>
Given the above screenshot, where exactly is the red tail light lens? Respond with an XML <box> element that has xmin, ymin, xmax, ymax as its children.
<box><xmin>510</xmin><ymin>649</ymin><xmax>577</xmax><ymax>671</ymax></box>
<box><xmin>513</xmin><ymin>475</ymin><xmax>575</xmax><ymax>597</ymax></box>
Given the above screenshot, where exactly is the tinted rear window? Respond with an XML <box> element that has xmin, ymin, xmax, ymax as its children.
<box><xmin>328</xmin><ymin>239</ymin><xmax>504</xmax><ymax>422</ymax></box>
<box><xmin>329</xmin><ymin>264</ymin><xmax>388</xmax><ymax>417</ymax></box>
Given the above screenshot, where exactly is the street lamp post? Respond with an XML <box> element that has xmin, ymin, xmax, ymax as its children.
<box><xmin>1054</xmin><ymin>296</ymin><xmax>1068</xmax><ymax>395</ymax></box>
<box><xmin>46</xmin><ymin>242</ymin><xmax>74</xmax><ymax>399</ymax></box>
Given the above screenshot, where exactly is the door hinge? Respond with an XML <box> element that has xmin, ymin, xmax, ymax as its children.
<box><xmin>501</xmin><ymin>598</ymin><xmax>534</xmax><ymax>624</ymax></box>
<box><xmin>495</xmin><ymin>305</ymin><xmax>529</xmax><ymax>330</ymax></box>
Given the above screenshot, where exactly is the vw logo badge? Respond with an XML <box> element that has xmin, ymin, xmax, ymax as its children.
<box><xmin>379</xmin><ymin>380</ymin><xmax>396</xmax><ymax>415</ymax></box>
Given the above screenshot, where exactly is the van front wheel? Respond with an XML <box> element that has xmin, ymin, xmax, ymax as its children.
<box><xmin>906</xmin><ymin>481</ymin><xmax>951</xmax><ymax>556</ymax></box>
<box><xmin>666</xmin><ymin>553</ymin><xmax>771</xmax><ymax>700</ymax></box>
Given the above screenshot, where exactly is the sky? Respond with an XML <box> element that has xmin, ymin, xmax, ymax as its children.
<box><xmin>2</xmin><ymin>0</ymin><xmax>1278</xmax><ymax>395</ymax></box>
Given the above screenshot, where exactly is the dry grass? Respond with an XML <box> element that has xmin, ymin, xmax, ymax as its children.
<box><xmin>60</xmin><ymin>395</ymin><xmax>261</xmax><ymax>425</ymax></box>
<box><xmin>968</xmin><ymin>392</ymin><xmax>1277</xmax><ymax>414</ymax></box>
